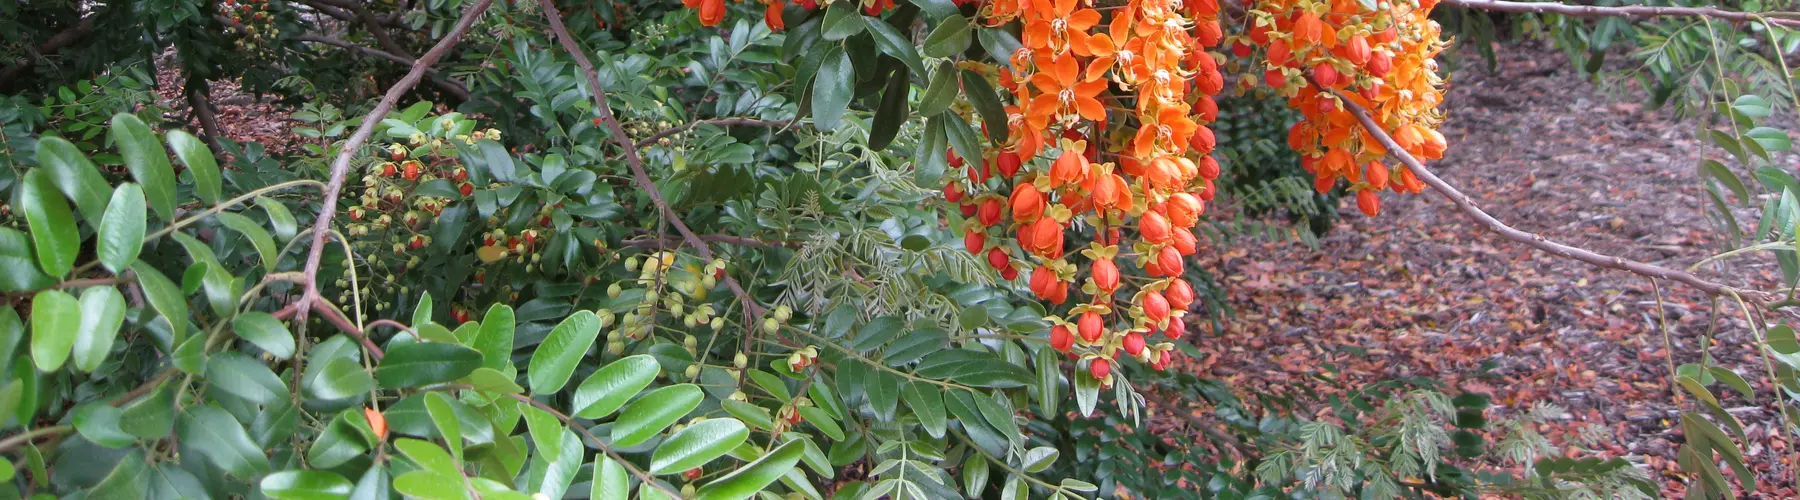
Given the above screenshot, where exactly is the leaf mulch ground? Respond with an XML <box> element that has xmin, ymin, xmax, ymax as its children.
<box><xmin>1160</xmin><ymin>41</ymin><xmax>1796</xmax><ymax>497</ymax></box>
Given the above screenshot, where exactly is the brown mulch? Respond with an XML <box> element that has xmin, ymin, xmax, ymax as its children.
<box><xmin>1176</xmin><ymin>41</ymin><xmax>1794</xmax><ymax>497</ymax></box>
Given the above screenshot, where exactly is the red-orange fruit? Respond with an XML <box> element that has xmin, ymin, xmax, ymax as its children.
<box><xmin>947</xmin><ymin>149</ymin><xmax>964</xmax><ymax>168</ymax></box>
<box><xmin>944</xmin><ymin>182</ymin><xmax>965</xmax><ymax>203</ymax></box>
<box><xmin>1344</xmin><ymin>35</ymin><xmax>1371</xmax><ymax>66</ymax></box>
<box><xmin>997</xmin><ymin>151</ymin><xmax>1022</xmax><ymax>178</ymax></box>
<box><xmin>978</xmin><ymin>198</ymin><xmax>1003</xmax><ymax>226</ymax></box>
<box><xmin>1165</xmin><ymin>316</ymin><xmax>1186</xmax><ymax>339</ymax></box>
<box><xmin>1313</xmin><ymin>63</ymin><xmax>1339</xmax><ymax>88</ymax></box>
<box><xmin>1143</xmin><ymin>291</ymin><xmax>1170</xmax><ymax>323</ymax></box>
<box><xmin>1367</xmin><ymin>50</ymin><xmax>1392</xmax><ymax>77</ymax></box>
<box><xmin>960</xmin><ymin>203</ymin><xmax>977</xmax><ymax>217</ymax></box>
<box><xmin>987</xmin><ymin>247</ymin><xmax>1008</xmax><ymax>270</ymax></box>
<box><xmin>1050</xmin><ymin>325</ymin><xmax>1075</xmax><ymax>352</ymax></box>
<box><xmin>964</xmin><ymin>229</ymin><xmax>985</xmax><ymax>255</ymax></box>
<box><xmin>1357</xmin><ymin>190</ymin><xmax>1380</xmax><ymax>217</ymax></box>
<box><xmin>1001</xmin><ymin>265</ymin><xmax>1019</xmax><ymax>280</ymax></box>
<box><xmin>1157</xmin><ymin>245</ymin><xmax>1184</xmax><ymax>276</ymax></box>
<box><xmin>1078</xmin><ymin>312</ymin><xmax>1103</xmax><ymax>343</ymax></box>
<box><xmin>1010</xmin><ymin>183</ymin><xmax>1045</xmax><ymax>222</ymax></box>
<box><xmin>1366</xmin><ymin>162</ymin><xmax>1390</xmax><ymax>191</ymax></box>
<box><xmin>1030</xmin><ymin>265</ymin><xmax>1058</xmax><ymax>298</ymax></box>
<box><xmin>1165</xmin><ymin>278</ymin><xmax>1195</xmax><ymax>311</ymax></box>
<box><xmin>1024</xmin><ymin>217</ymin><xmax>1063</xmax><ymax>257</ymax></box>
<box><xmin>1171</xmin><ymin>227</ymin><xmax>1198</xmax><ymax>256</ymax></box>
<box><xmin>1189</xmin><ymin>126</ymin><xmax>1216</xmax><ymax>155</ymax></box>
<box><xmin>1092</xmin><ymin>258</ymin><xmax>1120</xmax><ymax>293</ymax></box>
<box><xmin>1089</xmin><ymin>357</ymin><xmax>1111</xmax><ymax>379</ymax></box>
<box><xmin>1166</xmin><ymin>193</ymin><xmax>1203</xmax><ymax>228</ymax></box>
<box><xmin>1123</xmin><ymin>332</ymin><xmax>1146</xmax><ymax>356</ymax></box>
<box><xmin>1140</xmin><ymin>210</ymin><xmax>1172</xmax><ymax>243</ymax></box>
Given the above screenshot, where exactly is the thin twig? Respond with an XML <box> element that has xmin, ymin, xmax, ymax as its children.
<box><xmin>1328</xmin><ymin>88</ymin><xmax>1780</xmax><ymax>306</ymax></box>
<box><xmin>292</xmin><ymin>34</ymin><xmax>472</xmax><ymax>101</ymax></box>
<box><xmin>620</xmin><ymin>232</ymin><xmax>798</xmax><ymax>249</ymax></box>
<box><xmin>536</xmin><ymin>0</ymin><xmax>771</xmax><ymax>323</ymax></box>
<box><xmin>293</xmin><ymin>0</ymin><xmax>492</xmax><ymax>326</ymax></box>
<box><xmin>1443</xmin><ymin>0</ymin><xmax>1800</xmax><ymax>28</ymax></box>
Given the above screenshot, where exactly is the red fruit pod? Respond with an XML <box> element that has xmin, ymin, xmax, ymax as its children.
<box><xmin>1360</xmin><ymin>81</ymin><xmax>1383</xmax><ymax>101</ymax></box>
<box><xmin>1046</xmin><ymin>280</ymin><xmax>1070</xmax><ymax>305</ymax></box>
<box><xmin>1139</xmin><ymin>210</ymin><xmax>1172</xmax><ymax>243</ymax></box>
<box><xmin>1366</xmin><ymin>162</ymin><xmax>1390</xmax><ymax>191</ymax></box>
<box><xmin>1157</xmin><ymin>245</ymin><xmax>1184</xmax><ymax>276</ymax></box>
<box><xmin>997</xmin><ymin>151</ymin><xmax>1022</xmax><ymax>178</ymax></box>
<box><xmin>1264</xmin><ymin>69</ymin><xmax>1287</xmax><ymax>89</ymax></box>
<box><xmin>1195</xmin><ymin>96</ymin><xmax>1218</xmax><ymax>123</ymax></box>
<box><xmin>944</xmin><ymin>182</ymin><xmax>965</xmax><ymax>203</ymax></box>
<box><xmin>1357</xmin><ymin>189</ymin><xmax>1381</xmax><ymax>217</ymax></box>
<box><xmin>1200</xmin><ymin>177</ymin><xmax>1216</xmax><ymax>202</ymax></box>
<box><xmin>1001</xmin><ymin>265</ymin><xmax>1019</xmax><ymax>280</ymax></box>
<box><xmin>1157</xmin><ymin>350</ymin><xmax>1172</xmax><ymax>370</ymax></box>
<box><xmin>1344</xmin><ymin>35</ymin><xmax>1371</xmax><ymax>66</ymax></box>
<box><xmin>1196</xmin><ymin>156</ymin><xmax>1221</xmax><ymax>181</ymax></box>
<box><xmin>1171</xmin><ymin>227</ymin><xmax>1198</xmax><ymax>256</ymax></box>
<box><xmin>1232</xmin><ymin>40</ymin><xmax>1253</xmax><ymax>58</ymax></box>
<box><xmin>1089</xmin><ymin>357</ymin><xmax>1111</xmax><ymax>380</ymax></box>
<box><xmin>1123</xmin><ymin>332</ymin><xmax>1146</xmax><ymax>356</ymax></box>
<box><xmin>964</xmin><ymin>229</ymin><xmax>986</xmax><ymax>255</ymax></box>
<box><xmin>1165</xmin><ymin>316</ymin><xmax>1186</xmax><ymax>339</ymax></box>
<box><xmin>1266</xmin><ymin>39</ymin><xmax>1291</xmax><ymax>67</ymax></box>
<box><xmin>978</xmin><ymin>198</ymin><xmax>1003</xmax><ymax>226</ymax></box>
<box><xmin>1029</xmin><ymin>265</ymin><xmax>1056</xmax><ymax>297</ymax></box>
<box><xmin>1166</xmin><ymin>193</ymin><xmax>1203</xmax><ymax>228</ymax></box>
<box><xmin>1050</xmin><ymin>325</ymin><xmax>1075</xmax><ymax>352</ymax></box>
<box><xmin>1367</xmin><ymin>50</ymin><xmax>1393</xmax><ymax>77</ymax></box>
<box><xmin>684</xmin><ymin>468</ymin><xmax>703</xmax><ymax>481</ymax></box>
<box><xmin>1092</xmin><ymin>258</ymin><xmax>1120</xmax><ymax>293</ymax></box>
<box><xmin>1010</xmin><ymin>183</ymin><xmax>1045</xmax><ymax>222</ymax></box>
<box><xmin>459</xmin><ymin>182</ymin><xmax>474</xmax><ymax>196</ymax></box>
<box><xmin>1077</xmin><ymin>312</ymin><xmax>1103</xmax><ymax>343</ymax></box>
<box><xmin>987</xmin><ymin>247</ymin><xmax>1009</xmax><ymax>270</ymax></box>
<box><xmin>1189</xmin><ymin>126</ymin><xmax>1216</xmax><ymax>155</ymax></box>
<box><xmin>960</xmin><ymin>203</ymin><xmax>978</xmax><ymax>217</ymax></box>
<box><xmin>1142</xmin><ymin>291</ymin><xmax>1170</xmax><ymax>323</ymax></box>
<box><xmin>1312</xmin><ymin>63</ymin><xmax>1339</xmax><ymax>88</ymax></box>
<box><xmin>1165</xmin><ymin>278</ymin><xmax>1195</xmax><ymax>311</ymax></box>
<box><xmin>947</xmin><ymin>150</ymin><xmax>964</xmax><ymax>168</ymax></box>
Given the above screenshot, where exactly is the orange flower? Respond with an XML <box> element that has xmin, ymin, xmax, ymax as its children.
<box><xmin>764</xmin><ymin>0</ymin><xmax>785</xmax><ymax>30</ymax></box>
<box><xmin>364</xmin><ymin>407</ymin><xmax>388</xmax><ymax>440</ymax></box>
<box><xmin>1091</xmin><ymin>172</ymin><xmax>1131</xmax><ymax>211</ymax></box>
<box><xmin>1131</xmin><ymin>105</ymin><xmax>1198</xmax><ymax>158</ymax></box>
<box><xmin>1028</xmin><ymin>53</ymin><xmax>1108</xmax><ymax>128</ymax></box>
<box><xmin>1010</xmin><ymin>183</ymin><xmax>1046</xmax><ymax>221</ymax></box>
<box><xmin>1023</xmin><ymin>0</ymin><xmax>1101</xmax><ymax>54</ymax></box>
<box><xmin>1049</xmin><ymin>140</ymin><xmax>1091</xmax><ymax>188</ymax></box>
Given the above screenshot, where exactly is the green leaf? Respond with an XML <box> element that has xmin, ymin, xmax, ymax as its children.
<box><xmin>261</xmin><ymin>470</ymin><xmax>354</xmax><ymax>500</ymax></box>
<box><xmin>1769</xmin><ymin>324</ymin><xmax>1799</xmax><ymax>354</ymax></box>
<box><xmin>306</xmin><ymin>412</ymin><xmax>371</xmax><ymax>468</ymax></box>
<box><xmin>922</xmin><ymin>15</ymin><xmax>971</xmax><ymax>58</ymax></box>
<box><xmin>71</xmin><ymin>286</ymin><xmax>126</xmax><ymax>372</ymax></box>
<box><xmin>355</xmin><ymin>466</ymin><xmax>394</xmax><ymax>500</ymax></box>
<box><xmin>465</xmin><ymin>367</ymin><xmax>524</xmax><ymax>394</ymax></box>
<box><xmin>29</xmin><ymin>290</ymin><xmax>79</xmax><ymax>371</ymax></box>
<box><xmin>591</xmin><ymin>457</ymin><xmax>629</xmax><ymax>500</ymax></box>
<box><xmin>528</xmin><ymin>310</ymin><xmax>601</xmax><ymax>395</ymax></box>
<box><xmin>821</xmin><ymin>3</ymin><xmax>864</xmax><ymax>41</ymax></box>
<box><xmin>396</xmin><ymin>438</ymin><xmax>459</xmax><ymax>476</ymax></box>
<box><xmin>899</xmin><ymin>381</ymin><xmax>946</xmax><ymax>439</ymax></box>
<box><xmin>413</xmin><ymin>292</ymin><xmax>434</xmax><ymax>329</ymax></box>
<box><xmin>166</xmin><ymin>130</ymin><xmax>221</xmax><ymax>205</ymax></box>
<box><xmin>797</xmin><ymin>406</ymin><xmax>843</xmax><ymax>441</ymax></box>
<box><xmin>393</xmin><ymin>471</ymin><xmax>469</xmax><ymax>500</ymax></box>
<box><xmin>869</xmin><ymin>67</ymin><xmax>912</xmax><ymax>151</ymax></box>
<box><xmin>1747</xmin><ymin>127</ymin><xmax>1793</xmax><ymax>153</ymax></box>
<box><xmin>1021</xmin><ymin>446</ymin><xmax>1058</xmax><ymax>472</ymax></box>
<box><xmin>19</xmin><ymin>169</ymin><xmax>77</xmax><ymax>277</ymax></box>
<box><xmin>233</xmin><ymin>312</ymin><xmax>296</xmax><ymax>360</ymax></box>
<box><xmin>425</xmin><ymin>392</ymin><xmax>465</xmax><ymax>463</ymax></box>
<box><xmin>179</xmin><ymin>405</ymin><xmax>271</xmax><ymax>479</ymax></box>
<box><xmin>918</xmin><ymin>62</ymin><xmax>959</xmax><ymax>117</ymax></box>
<box><xmin>474</xmin><ymin>303</ymin><xmax>515</xmax><ymax>371</ymax></box>
<box><xmin>747</xmin><ymin>369</ymin><xmax>792</xmax><ymax>401</ymax></box>
<box><xmin>962</xmin><ymin>451</ymin><xmax>989</xmax><ymax>497</ymax></box>
<box><xmin>864</xmin><ymin>17</ymin><xmax>925</xmax><ymax>76</ymax></box>
<box><xmin>721</xmin><ymin>400</ymin><xmax>775</xmax><ymax>430</ymax></box>
<box><xmin>377</xmin><ymin>342</ymin><xmax>483</xmax><ymax>389</ymax></box>
<box><xmin>972</xmin><ymin>390</ymin><xmax>1023</xmax><ymax>447</ymax></box>
<box><xmin>811</xmin><ymin>47</ymin><xmax>854</xmax><ymax>131</ymax></box>
<box><xmin>0</xmin><ymin>228</ymin><xmax>54</xmax><ymax>292</ymax></box>
<box><xmin>110</xmin><ymin>113</ymin><xmax>177</xmax><ymax>220</ymax></box>
<box><xmin>217</xmin><ymin>212</ymin><xmax>280</xmax><ymax>273</ymax></box>
<box><xmin>694</xmin><ymin>440</ymin><xmax>805</xmax><ymax>500</ymax></box>
<box><xmin>1699</xmin><ymin>159</ymin><xmax>1748</xmax><ymax>207</ymax></box>
<box><xmin>868</xmin><ymin>370</ymin><xmax>900</xmax><ymax>421</ymax></box>
<box><xmin>35</xmin><ymin>136</ymin><xmax>113</xmax><ymax>223</ymax></box>
<box><xmin>1708</xmin><ymin>366</ymin><xmax>1754</xmax><ymax>399</ymax></box>
<box><xmin>960</xmin><ymin>69</ymin><xmax>1008</xmax><ymax>144</ymax></box>
<box><xmin>71</xmin><ymin>403</ymin><xmax>136</xmax><ymax>448</ymax></box>
<box><xmin>1035</xmin><ymin>347</ymin><xmax>1059</xmax><ymax>417</ymax></box>
<box><xmin>90</xmin><ymin>450</ymin><xmax>150</xmax><ymax>499</ymax></box>
<box><xmin>131</xmin><ymin>261</ymin><xmax>188</xmax><ymax>344</ymax></box>
<box><xmin>96</xmin><ymin>183</ymin><xmax>147</xmax><ymax>274</ymax></box>
<box><xmin>256</xmin><ymin>197</ymin><xmax>298</xmax><ymax>241</ymax></box>
<box><xmin>572</xmin><ymin>354</ymin><xmax>660</xmax><ymax>418</ymax></box>
<box><xmin>119</xmin><ymin>382</ymin><xmax>175</xmax><ymax>439</ymax></box>
<box><xmin>850</xmin><ymin>316</ymin><xmax>906</xmax><ymax>353</ymax></box>
<box><xmin>309</xmin><ymin>357</ymin><xmax>374</xmax><ymax>400</ymax></box>
<box><xmin>649</xmin><ymin>419</ymin><xmax>748</xmax><ymax>475</ymax></box>
<box><xmin>1074</xmin><ymin>369</ymin><xmax>1099</xmax><ymax>417</ymax></box>
<box><xmin>942</xmin><ymin>116</ymin><xmax>984</xmax><ymax>179</ymax></box>
<box><xmin>205</xmin><ymin>352</ymin><xmax>290</xmax><ymax>405</ymax></box>
<box><xmin>612</xmin><ymin>384</ymin><xmax>704</xmax><ymax>447</ymax></box>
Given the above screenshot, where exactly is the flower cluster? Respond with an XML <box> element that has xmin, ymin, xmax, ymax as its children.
<box><xmin>1238</xmin><ymin>0</ymin><xmax>1448</xmax><ymax>216</ymax></box>
<box><xmin>943</xmin><ymin>0</ymin><xmax>1227</xmax><ymax>388</ymax></box>
<box><xmin>225</xmin><ymin>0</ymin><xmax>280</xmax><ymax>56</ymax></box>
<box><xmin>682</xmin><ymin>0</ymin><xmax>826</xmax><ymax>30</ymax></box>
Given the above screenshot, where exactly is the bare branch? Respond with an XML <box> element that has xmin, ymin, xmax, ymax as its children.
<box><xmin>294</xmin><ymin>33</ymin><xmax>472</xmax><ymax>100</ymax></box>
<box><xmin>186</xmin><ymin>80</ymin><xmax>226</xmax><ymax>152</ymax></box>
<box><xmin>1443</xmin><ymin>0</ymin><xmax>1800</xmax><ymax>28</ymax></box>
<box><xmin>292</xmin><ymin>0</ymin><xmax>493</xmax><ymax>324</ymax></box>
<box><xmin>1328</xmin><ymin>87</ymin><xmax>1780</xmax><ymax>305</ymax></box>
<box><xmin>621</xmin><ymin>232</ymin><xmax>799</xmax><ymax>250</ymax></box>
<box><xmin>0</xmin><ymin>14</ymin><xmax>98</xmax><ymax>89</ymax></box>
<box><xmin>634</xmin><ymin>118</ymin><xmax>789</xmax><ymax>149</ymax></box>
<box><xmin>537</xmin><ymin>0</ymin><xmax>772</xmax><ymax>321</ymax></box>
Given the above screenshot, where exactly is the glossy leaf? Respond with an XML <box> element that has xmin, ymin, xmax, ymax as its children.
<box><xmin>217</xmin><ymin>212</ymin><xmax>280</xmax><ymax>273</ymax></box>
<box><xmin>590</xmin><ymin>456</ymin><xmax>629</xmax><ymax>500</ymax></box>
<box><xmin>649</xmin><ymin>418</ymin><xmax>748</xmax><ymax>475</ymax></box>
<box><xmin>528</xmin><ymin>310</ymin><xmax>601</xmax><ymax>395</ymax></box>
<box><xmin>178</xmin><ymin>405</ymin><xmax>271</xmax><ymax>479</ymax></box>
<box><xmin>131</xmin><ymin>261</ymin><xmax>188</xmax><ymax>344</ymax></box>
<box><xmin>0</xmin><ymin>229</ymin><xmax>53</xmax><ymax>292</ymax></box>
<box><xmin>612</xmin><ymin>384</ymin><xmax>704</xmax><ymax>447</ymax></box>
<box><xmin>233</xmin><ymin>312</ymin><xmax>296</xmax><ymax>360</ymax></box>
<box><xmin>19</xmin><ymin>169</ymin><xmax>77</xmax><ymax>277</ymax></box>
<box><xmin>260</xmin><ymin>470</ymin><xmax>354</xmax><ymax>500</ymax></box>
<box><xmin>29</xmin><ymin>290</ymin><xmax>79</xmax><ymax>371</ymax></box>
<box><xmin>166</xmin><ymin>130</ymin><xmax>221</xmax><ymax>204</ymax></box>
<box><xmin>694</xmin><ymin>440</ymin><xmax>805</xmax><ymax>500</ymax></box>
<box><xmin>35</xmin><ymin>136</ymin><xmax>113</xmax><ymax>223</ymax></box>
<box><xmin>71</xmin><ymin>286</ymin><xmax>126</xmax><ymax>372</ymax></box>
<box><xmin>110</xmin><ymin>113</ymin><xmax>177</xmax><ymax>220</ymax></box>
<box><xmin>572</xmin><ymin>354</ymin><xmax>659</xmax><ymax>418</ymax></box>
<box><xmin>377</xmin><ymin>341</ymin><xmax>482</xmax><ymax>389</ymax></box>
<box><xmin>473</xmin><ymin>303</ymin><xmax>515</xmax><ymax>371</ymax></box>
<box><xmin>96</xmin><ymin>183</ymin><xmax>146</xmax><ymax>274</ymax></box>
<box><xmin>811</xmin><ymin>47</ymin><xmax>853</xmax><ymax>131</ymax></box>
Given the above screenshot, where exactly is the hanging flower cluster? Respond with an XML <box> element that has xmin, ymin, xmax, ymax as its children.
<box><xmin>1236</xmin><ymin>0</ymin><xmax>1449</xmax><ymax>216</ymax></box>
<box><xmin>941</xmin><ymin>0</ymin><xmax>1227</xmax><ymax>388</ymax></box>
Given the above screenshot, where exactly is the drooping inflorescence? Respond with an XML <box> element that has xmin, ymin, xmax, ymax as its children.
<box><xmin>675</xmin><ymin>0</ymin><xmax>1448</xmax><ymax>388</ymax></box>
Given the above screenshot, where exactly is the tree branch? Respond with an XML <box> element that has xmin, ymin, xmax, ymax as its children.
<box><xmin>633</xmin><ymin>118</ymin><xmax>789</xmax><ymax>149</ymax></box>
<box><xmin>294</xmin><ymin>34</ymin><xmax>471</xmax><ymax>100</ymax></box>
<box><xmin>1328</xmin><ymin>88</ymin><xmax>1780</xmax><ymax>305</ymax></box>
<box><xmin>293</xmin><ymin>0</ymin><xmax>492</xmax><ymax>325</ymax></box>
<box><xmin>1442</xmin><ymin>0</ymin><xmax>1800</xmax><ymax>28</ymax></box>
<box><xmin>621</xmin><ymin>232</ymin><xmax>798</xmax><ymax>249</ymax></box>
<box><xmin>0</xmin><ymin>14</ymin><xmax>98</xmax><ymax>89</ymax></box>
<box><xmin>537</xmin><ymin>0</ymin><xmax>771</xmax><ymax>322</ymax></box>
<box><xmin>186</xmin><ymin>80</ymin><xmax>226</xmax><ymax>152</ymax></box>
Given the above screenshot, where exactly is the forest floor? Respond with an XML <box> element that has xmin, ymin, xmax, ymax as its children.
<box><xmin>1174</xmin><ymin>41</ymin><xmax>1793</xmax><ymax>497</ymax></box>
